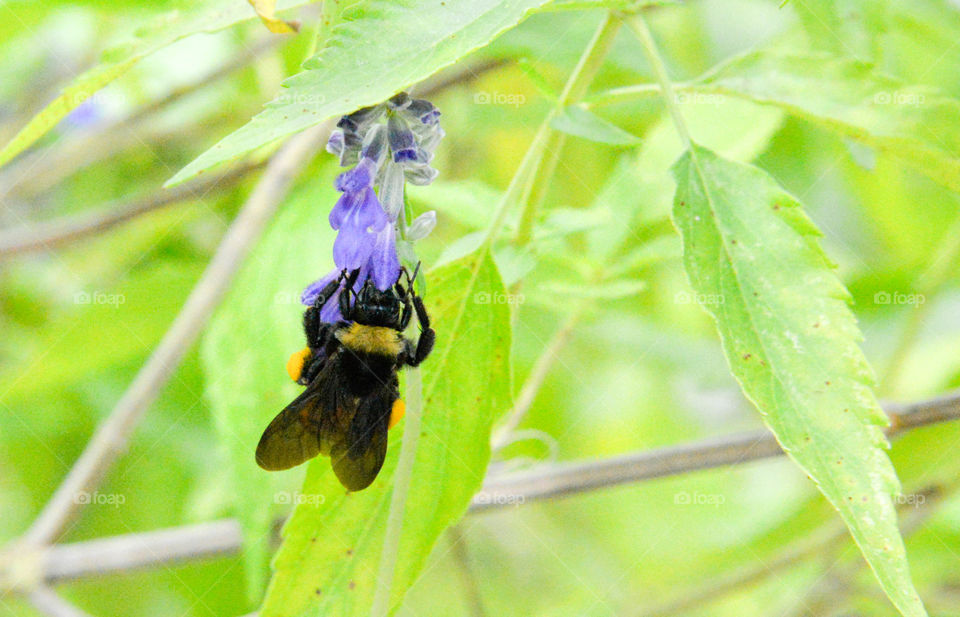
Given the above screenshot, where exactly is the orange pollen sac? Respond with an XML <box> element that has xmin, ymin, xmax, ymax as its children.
<box><xmin>389</xmin><ymin>399</ymin><xmax>406</xmax><ymax>430</ymax></box>
<box><xmin>286</xmin><ymin>347</ymin><xmax>312</xmax><ymax>382</ymax></box>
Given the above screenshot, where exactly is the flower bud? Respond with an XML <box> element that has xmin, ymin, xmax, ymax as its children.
<box><xmin>406</xmin><ymin>210</ymin><xmax>437</xmax><ymax>241</ymax></box>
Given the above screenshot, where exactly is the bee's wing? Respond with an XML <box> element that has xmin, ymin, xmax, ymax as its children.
<box><xmin>329</xmin><ymin>383</ymin><xmax>396</xmax><ymax>491</ymax></box>
<box><xmin>255</xmin><ymin>364</ymin><xmax>344</xmax><ymax>471</ymax></box>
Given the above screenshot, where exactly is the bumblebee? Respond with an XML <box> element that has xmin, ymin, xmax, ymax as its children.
<box><xmin>255</xmin><ymin>267</ymin><xmax>435</xmax><ymax>491</ymax></box>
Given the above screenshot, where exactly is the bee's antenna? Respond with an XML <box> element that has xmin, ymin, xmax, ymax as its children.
<box><xmin>408</xmin><ymin>261</ymin><xmax>422</xmax><ymax>288</ymax></box>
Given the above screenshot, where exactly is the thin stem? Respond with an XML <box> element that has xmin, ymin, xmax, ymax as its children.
<box><xmin>513</xmin><ymin>131</ymin><xmax>565</xmax><ymax>247</ymax></box>
<box><xmin>644</xmin><ymin>485</ymin><xmax>945</xmax><ymax>617</ymax></box>
<box><xmin>27</xmin><ymin>586</ymin><xmax>93</xmax><ymax>617</ymax></box>
<box><xmin>583</xmin><ymin>82</ymin><xmax>664</xmax><ymax>107</ymax></box>
<box><xmin>21</xmin><ymin>123</ymin><xmax>332</xmax><ymax>548</ymax></box>
<box><xmin>640</xmin><ymin>519</ymin><xmax>851</xmax><ymax>615</ymax></box>
<box><xmin>371</xmin><ymin>367</ymin><xmax>424</xmax><ymax>617</ymax></box>
<box><xmin>624</xmin><ymin>13</ymin><xmax>691</xmax><ymax>149</ymax></box>
<box><xmin>8</xmin><ymin>391</ymin><xmax>959</xmax><ymax>588</ymax></box>
<box><xmin>481</xmin><ymin>122</ymin><xmax>552</xmax><ymax>247</ymax></box>
<box><xmin>881</xmin><ymin>213</ymin><xmax>960</xmax><ymax>396</ymax></box>
<box><xmin>0</xmin><ymin>159</ymin><xmax>265</xmax><ymax>257</ymax></box>
<box><xmin>773</xmin><ymin>485</ymin><xmax>944</xmax><ymax>617</ymax></box>
<box><xmin>491</xmin><ymin>304</ymin><xmax>586</xmax><ymax>448</ymax></box>
<box><xmin>1</xmin><ymin>38</ymin><xmax>279</xmax><ymax>200</ymax></box>
<box><xmin>449</xmin><ymin>525</ymin><xmax>489</xmax><ymax>617</ymax></box>
<box><xmin>512</xmin><ymin>13</ymin><xmax>623</xmax><ymax>247</ymax></box>
<box><xmin>483</xmin><ymin>12</ymin><xmax>622</xmax><ymax>248</ymax></box>
<box><xmin>473</xmin><ymin>389</ymin><xmax>960</xmax><ymax>510</ymax></box>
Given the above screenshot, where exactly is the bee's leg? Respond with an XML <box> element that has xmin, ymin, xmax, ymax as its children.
<box><xmin>300</xmin><ymin>325</ymin><xmax>345</xmax><ymax>384</ymax></box>
<box><xmin>339</xmin><ymin>268</ymin><xmax>361</xmax><ymax>320</ymax></box>
<box><xmin>303</xmin><ymin>306</ymin><xmax>330</xmax><ymax>349</ymax></box>
<box><xmin>311</xmin><ymin>276</ymin><xmax>343</xmax><ymax>311</ymax></box>
<box><xmin>399</xmin><ymin>293</ymin><xmax>413</xmax><ymax>331</ymax></box>
<box><xmin>401</xmin><ymin>294</ymin><xmax>435</xmax><ymax>367</ymax></box>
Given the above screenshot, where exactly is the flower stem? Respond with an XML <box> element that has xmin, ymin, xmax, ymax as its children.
<box><xmin>483</xmin><ymin>12</ymin><xmax>622</xmax><ymax>248</ymax></box>
<box><xmin>624</xmin><ymin>12</ymin><xmax>692</xmax><ymax>149</ymax></box>
<box><xmin>513</xmin><ymin>12</ymin><xmax>623</xmax><ymax>247</ymax></box>
<box><xmin>370</xmin><ymin>366</ymin><xmax>423</xmax><ymax>617</ymax></box>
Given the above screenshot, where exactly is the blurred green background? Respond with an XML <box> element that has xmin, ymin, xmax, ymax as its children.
<box><xmin>2</xmin><ymin>1</ymin><xmax>960</xmax><ymax>616</ymax></box>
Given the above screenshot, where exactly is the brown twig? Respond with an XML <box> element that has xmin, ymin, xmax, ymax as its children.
<box><xmin>17</xmin><ymin>390</ymin><xmax>960</xmax><ymax>585</ymax></box>
<box><xmin>470</xmin><ymin>389</ymin><xmax>960</xmax><ymax>510</ymax></box>
<box><xmin>20</xmin><ymin>122</ymin><xmax>332</xmax><ymax>548</ymax></box>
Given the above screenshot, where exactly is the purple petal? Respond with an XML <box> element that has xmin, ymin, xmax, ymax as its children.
<box><xmin>406</xmin><ymin>99</ymin><xmax>440</xmax><ymax>125</ymax></box>
<box><xmin>301</xmin><ymin>269</ymin><xmax>339</xmax><ymax>306</ymax></box>
<box><xmin>326</xmin><ymin>130</ymin><xmax>345</xmax><ymax>156</ymax></box>
<box><xmin>334</xmin><ymin>157</ymin><xmax>376</xmax><ymax>193</ymax></box>
<box><xmin>319</xmin><ymin>295</ymin><xmax>343</xmax><ymax>323</ymax></box>
<box><xmin>367</xmin><ymin>224</ymin><xmax>402</xmax><ymax>291</ymax></box>
<box><xmin>393</xmin><ymin>148</ymin><xmax>419</xmax><ymax>163</ymax></box>
<box><xmin>328</xmin><ymin>190</ymin><xmax>361</xmax><ymax>230</ymax></box>
<box><xmin>332</xmin><ymin>187</ymin><xmax>388</xmax><ymax>269</ymax></box>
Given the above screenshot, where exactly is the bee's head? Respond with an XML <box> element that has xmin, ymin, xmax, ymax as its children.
<box><xmin>344</xmin><ymin>279</ymin><xmax>403</xmax><ymax>329</ymax></box>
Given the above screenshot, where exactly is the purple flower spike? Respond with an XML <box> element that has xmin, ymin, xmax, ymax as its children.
<box><xmin>300</xmin><ymin>93</ymin><xmax>445</xmax><ymax>321</ymax></box>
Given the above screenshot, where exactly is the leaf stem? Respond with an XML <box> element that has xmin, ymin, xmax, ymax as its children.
<box><xmin>881</xmin><ymin>213</ymin><xmax>960</xmax><ymax>396</ymax></box>
<box><xmin>370</xmin><ymin>366</ymin><xmax>423</xmax><ymax>617</ymax></box>
<box><xmin>512</xmin><ymin>12</ymin><xmax>623</xmax><ymax>247</ymax></box>
<box><xmin>483</xmin><ymin>12</ymin><xmax>622</xmax><ymax>248</ymax></box>
<box><xmin>491</xmin><ymin>304</ymin><xmax>587</xmax><ymax>448</ymax></box>
<box><xmin>623</xmin><ymin>13</ymin><xmax>691</xmax><ymax>149</ymax></box>
<box><xmin>582</xmin><ymin>82</ymin><xmax>664</xmax><ymax>107</ymax></box>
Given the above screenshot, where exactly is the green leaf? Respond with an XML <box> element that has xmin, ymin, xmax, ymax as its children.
<box><xmin>168</xmin><ymin>0</ymin><xmax>552</xmax><ymax>186</ymax></box>
<box><xmin>0</xmin><ymin>260</ymin><xmax>203</xmax><ymax>405</ymax></box>
<box><xmin>201</xmin><ymin>173</ymin><xmax>336</xmax><ymax>601</ymax></box>
<box><xmin>260</xmin><ymin>250</ymin><xmax>510</xmax><ymax>617</ymax></box>
<box><xmin>791</xmin><ymin>0</ymin><xmax>889</xmax><ymax>59</ymax></box>
<box><xmin>671</xmin><ymin>143</ymin><xmax>926</xmax><ymax>617</ymax></box>
<box><xmin>586</xmin><ymin>97</ymin><xmax>783</xmax><ymax>261</ymax></box>
<box><xmin>691</xmin><ymin>50</ymin><xmax>960</xmax><ymax>193</ymax></box>
<box><xmin>0</xmin><ymin>0</ymin><xmax>312</xmax><ymax>168</ymax></box>
<box><xmin>550</xmin><ymin>105</ymin><xmax>641</xmax><ymax>145</ymax></box>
